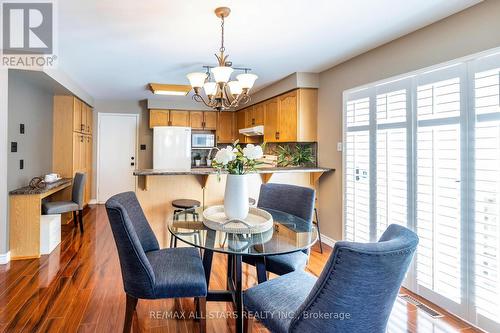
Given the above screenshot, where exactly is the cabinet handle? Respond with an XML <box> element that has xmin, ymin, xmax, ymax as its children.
<box><xmin>80</xmin><ymin>124</ymin><xmax>84</xmax><ymax>131</ymax></box>
<box><xmin>80</xmin><ymin>135</ymin><xmax>84</xmax><ymax>143</ymax></box>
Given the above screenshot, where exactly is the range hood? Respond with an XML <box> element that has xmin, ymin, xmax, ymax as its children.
<box><xmin>239</xmin><ymin>125</ymin><xmax>264</xmax><ymax>136</ymax></box>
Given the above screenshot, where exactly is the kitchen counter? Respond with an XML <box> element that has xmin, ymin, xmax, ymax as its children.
<box><xmin>134</xmin><ymin>166</ymin><xmax>333</xmax><ymax>191</ymax></box>
<box><xmin>133</xmin><ymin>166</ymin><xmax>333</xmax><ymax>176</ymax></box>
<box><xmin>9</xmin><ymin>178</ymin><xmax>73</xmax><ymax>196</ymax></box>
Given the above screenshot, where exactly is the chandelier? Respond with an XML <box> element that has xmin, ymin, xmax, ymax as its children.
<box><xmin>186</xmin><ymin>7</ymin><xmax>258</xmax><ymax>112</ymax></box>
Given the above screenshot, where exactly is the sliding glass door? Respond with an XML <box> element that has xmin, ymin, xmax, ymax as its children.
<box><xmin>343</xmin><ymin>50</ymin><xmax>500</xmax><ymax>332</ymax></box>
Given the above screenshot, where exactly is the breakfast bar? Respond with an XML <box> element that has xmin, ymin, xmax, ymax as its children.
<box><xmin>133</xmin><ymin>167</ymin><xmax>333</xmax><ymax>247</ymax></box>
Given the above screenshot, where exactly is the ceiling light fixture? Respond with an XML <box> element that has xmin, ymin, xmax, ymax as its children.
<box><xmin>187</xmin><ymin>7</ymin><xmax>258</xmax><ymax>112</ymax></box>
<box><xmin>149</xmin><ymin>83</ymin><xmax>192</xmax><ymax>96</ymax></box>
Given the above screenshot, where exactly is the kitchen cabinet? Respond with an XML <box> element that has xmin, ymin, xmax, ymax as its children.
<box><xmin>264</xmin><ymin>98</ymin><xmax>279</xmax><ymax>142</ymax></box>
<box><xmin>53</xmin><ymin>95</ymin><xmax>94</xmax><ymax>211</ymax></box>
<box><xmin>264</xmin><ymin>89</ymin><xmax>317</xmax><ymax>142</ymax></box>
<box><xmin>190</xmin><ymin>111</ymin><xmax>217</xmax><ymax>130</ymax></box>
<box><xmin>149</xmin><ymin>109</ymin><xmax>170</xmax><ymax>127</ymax></box>
<box><xmin>169</xmin><ymin>110</ymin><xmax>190</xmax><ymax>126</ymax></box>
<box><xmin>217</xmin><ymin>112</ymin><xmax>236</xmax><ymax>143</ymax></box>
<box><xmin>244</xmin><ymin>106</ymin><xmax>254</xmax><ymax>127</ymax></box>
<box><xmin>248</xmin><ymin>103</ymin><xmax>264</xmax><ymax>126</ymax></box>
<box><xmin>203</xmin><ymin>112</ymin><xmax>217</xmax><ymax>130</ymax></box>
<box><xmin>236</xmin><ymin>110</ymin><xmax>247</xmax><ymax>142</ymax></box>
<box><xmin>73</xmin><ymin>99</ymin><xmax>82</xmax><ymax>133</ymax></box>
<box><xmin>190</xmin><ymin>111</ymin><xmax>204</xmax><ymax>129</ymax></box>
<box><xmin>149</xmin><ymin>109</ymin><xmax>190</xmax><ymax>127</ymax></box>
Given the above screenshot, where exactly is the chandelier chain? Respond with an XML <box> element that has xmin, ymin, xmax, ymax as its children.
<box><xmin>220</xmin><ymin>16</ymin><xmax>225</xmax><ymax>53</ymax></box>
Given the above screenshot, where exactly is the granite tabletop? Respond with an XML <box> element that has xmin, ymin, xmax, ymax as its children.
<box><xmin>133</xmin><ymin>166</ymin><xmax>334</xmax><ymax>176</ymax></box>
<box><xmin>9</xmin><ymin>178</ymin><xmax>73</xmax><ymax>195</ymax></box>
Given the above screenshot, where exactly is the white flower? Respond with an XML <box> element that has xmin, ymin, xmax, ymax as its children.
<box><xmin>243</xmin><ymin>144</ymin><xmax>263</xmax><ymax>160</ymax></box>
<box><xmin>214</xmin><ymin>146</ymin><xmax>236</xmax><ymax>165</ymax></box>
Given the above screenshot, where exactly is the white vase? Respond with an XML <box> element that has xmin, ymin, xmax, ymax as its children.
<box><xmin>224</xmin><ymin>174</ymin><xmax>249</xmax><ymax>220</ymax></box>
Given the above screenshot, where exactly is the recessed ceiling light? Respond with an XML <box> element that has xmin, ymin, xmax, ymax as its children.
<box><xmin>149</xmin><ymin>83</ymin><xmax>191</xmax><ymax>96</ymax></box>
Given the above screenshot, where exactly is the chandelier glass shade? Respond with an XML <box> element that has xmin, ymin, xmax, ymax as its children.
<box><xmin>186</xmin><ymin>7</ymin><xmax>258</xmax><ymax>111</ymax></box>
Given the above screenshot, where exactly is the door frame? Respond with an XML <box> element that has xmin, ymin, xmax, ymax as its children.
<box><xmin>96</xmin><ymin>112</ymin><xmax>139</xmax><ymax>203</ymax></box>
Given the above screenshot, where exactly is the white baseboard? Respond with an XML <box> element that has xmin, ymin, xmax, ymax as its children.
<box><xmin>0</xmin><ymin>251</ymin><xmax>10</xmax><ymax>265</ymax></box>
<box><xmin>319</xmin><ymin>233</ymin><xmax>336</xmax><ymax>248</ymax></box>
<box><xmin>89</xmin><ymin>199</ymin><xmax>98</xmax><ymax>205</ymax></box>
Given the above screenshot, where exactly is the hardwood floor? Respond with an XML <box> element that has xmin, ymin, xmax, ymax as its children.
<box><xmin>0</xmin><ymin>205</ymin><xmax>483</xmax><ymax>333</ymax></box>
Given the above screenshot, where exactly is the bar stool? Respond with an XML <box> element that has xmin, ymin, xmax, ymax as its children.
<box><xmin>170</xmin><ymin>199</ymin><xmax>201</xmax><ymax>248</ymax></box>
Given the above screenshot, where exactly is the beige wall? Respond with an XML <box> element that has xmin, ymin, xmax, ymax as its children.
<box><xmin>317</xmin><ymin>0</ymin><xmax>500</xmax><ymax>240</ymax></box>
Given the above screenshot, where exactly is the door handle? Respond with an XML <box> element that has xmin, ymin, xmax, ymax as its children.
<box><xmin>131</xmin><ymin>162</ymin><xmax>135</xmax><ymax>166</ymax></box>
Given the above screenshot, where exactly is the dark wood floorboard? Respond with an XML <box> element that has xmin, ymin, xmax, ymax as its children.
<box><xmin>0</xmin><ymin>205</ymin><xmax>484</xmax><ymax>333</ymax></box>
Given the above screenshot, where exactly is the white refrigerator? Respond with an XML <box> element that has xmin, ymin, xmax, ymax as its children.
<box><xmin>153</xmin><ymin>126</ymin><xmax>191</xmax><ymax>170</ymax></box>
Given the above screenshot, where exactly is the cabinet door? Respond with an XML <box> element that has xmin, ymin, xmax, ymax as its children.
<box><xmin>190</xmin><ymin>111</ymin><xmax>204</xmax><ymax>129</ymax></box>
<box><xmin>203</xmin><ymin>112</ymin><xmax>217</xmax><ymax>130</ymax></box>
<box><xmin>72</xmin><ymin>132</ymin><xmax>83</xmax><ymax>172</ymax></box>
<box><xmin>264</xmin><ymin>98</ymin><xmax>279</xmax><ymax>142</ymax></box>
<box><xmin>86</xmin><ymin>105</ymin><xmax>93</xmax><ymax>134</ymax></box>
<box><xmin>73</xmin><ymin>98</ymin><xmax>83</xmax><ymax>132</ymax></box>
<box><xmin>237</xmin><ymin>110</ymin><xmax>247</xmax><ymax>143</ymax></box>
<box><xmin>169</xmin><ymin>110</ymin><xmax>190</xmax><ymax>126</ymax></box>
<box><xmin>278</xmin><ymin>90</ymin><xmax>298</xmax><ymax>142</ymax></box>
<box><xmin>149</xmin><ymin>109</ymin><xmax>170</xmax><ymax>128</ymax></box>
<box><xmin>217</xmin><ymin>112</ymin><xmax>235</xmax><ymax>143</ymax></box>
<box><xmin>253</xmin><ymin>103</ymin><xmax>265</xmax><ymax>125</ymax></box>
<box><xmin>245</xmin><ymin>106</ymin><xmax>254</xmax><ymax>127</ymax></box>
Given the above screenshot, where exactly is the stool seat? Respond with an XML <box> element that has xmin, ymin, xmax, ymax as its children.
<box><xmin>172</xmin><ymin>199</ymin><xmax>200</xmax><ymax>209</ymax></box>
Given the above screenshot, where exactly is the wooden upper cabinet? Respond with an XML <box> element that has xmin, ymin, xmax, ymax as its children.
<box><xmin>203</xmin><ymin>112</ymin><xmax>217</xmax><ymax>130</ymax></box>
<box><xmin>277</xmin><ymin>90</ymin><xmax>298</xmax><ymax>142</ymax></box>
<box><xmin>264</xmin><ymin>98</ymin><xmax>279</xmax><ymax>142</ymax></box>
<box><xmin>217</xmin><ymin>112</ymin><xmax>235</xmax><ymax>143</ymax></box>
<box><xmin>169</xmin><ymin>110</ymin><xmax>190</xmax><ymax>126</ymax></box>
<box><xmin>244</xmin><ymin>106</ymin><xmax>254</xmax><ymax>128</ymax></box>
<box><xmin>262</xmin><ymin>89</ymin><xmax>317</xmax><ymax>143</ymax></box>
<box><xmin>73</xmin><ymin>98</ymin><xmax>83</xmax><ymax>133</ymax></box>
<box><xmin>190</xmin><ymin>111</ymin><xmax>204</xmax><ymax>129</ymax></box>
<box><xmin>236</xmin><ymin>110</ymin><xmax>247</xmax><ymax>142</ymax></box>
<box><xmin>149</xmin><ymin>109</ymin><xmax>170</xmax><ymax>127</ymax></box>
<box><xmin>84</xmin><ymin>104</ymin><xmax>93</xmax><ymax>134</ymax></box>
<box><xmin>252</xmin><ymin>103</ymin><xmax>265</xmax><ymax>126</ymax></box>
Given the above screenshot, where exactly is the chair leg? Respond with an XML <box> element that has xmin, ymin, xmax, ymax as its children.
<box><xmin>195</xmin><ymin>297</ymin><xmax>206</xmax><ymax>333</ymax></box>
<box><xmin>255</xmin><ymin>258</ymin><xmax>267</xmax><ymax>284</ymax></box>
<box><xmin>72</xmin><ymin>211</ymin><xmax>78</xmax><ymax>229</ymax></box>
<box><xmin>78</xmin><ymin>209</ymin><xmax>84</xmax><ymax>233</ymax></box>
<box><xmin>314</xmin><ymin>208</ymin><xmax>323</xmax><ymax>253</ymax></box>
<box><xmin>123</xmin><ymin>294</ymin><xmax>138</xmax><ymax>333</ymax></box>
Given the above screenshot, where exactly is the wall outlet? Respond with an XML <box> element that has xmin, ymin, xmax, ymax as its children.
<box><xmin>11</xmin><ymin>142</ymin><xmax>17</xmax><ymax>152</ymax></box>
<box><xmin>337</xmin><ymin>142</ymin><xmax>343</xmax><ymax>152</ymax></box>
<box><xmin>140</xmin><ymin>144</ymin><xmax>146</xmax><ymax>151</ymax></box>
<box><xmin>20</xmin><ymin>124</ymin><xmax>25</xmax><ymax>134</ymax></box>
<box><xmin>19</xmin><ymin>159</ymin><xmax>24</xmax><ymax>170</ymax></box>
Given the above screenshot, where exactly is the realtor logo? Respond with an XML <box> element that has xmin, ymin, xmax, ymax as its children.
<box><xmin>2</xmin><ymin>2</ymin><xmax>53</xmax><ymax>54</ymax></box>
<box><xmin>1</xmin><ymin>1</ymin><xmax>56</xmax><ymax>67</ymax></box>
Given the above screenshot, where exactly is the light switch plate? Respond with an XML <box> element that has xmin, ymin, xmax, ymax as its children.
<box><xmin>337</xmin><ymin>142</ymin><xmax>343</xmax><ymax>152</ymax></box>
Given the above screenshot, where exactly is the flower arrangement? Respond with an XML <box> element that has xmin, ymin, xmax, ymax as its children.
<box><xmin>212</xmin><ymin>141</ymin><xmax>264</xmax><ymax>175</ymax></box>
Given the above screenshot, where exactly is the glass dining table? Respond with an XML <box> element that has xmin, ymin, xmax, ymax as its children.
<box><xmin>168</xmin><ymin>207</ymin><xmax>318</xmax><ymax>333</ymax></box>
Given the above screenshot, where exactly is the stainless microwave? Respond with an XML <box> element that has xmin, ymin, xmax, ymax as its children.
<box><xmin>192</xmin><ymin>132</ymin><xmax>216</xmax><ymax>148</ymax></box>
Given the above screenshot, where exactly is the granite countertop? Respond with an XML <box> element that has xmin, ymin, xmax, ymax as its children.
<box><xmin>9</xmin><ymin>178</ymin><xmax>73</xmax><ymax>195</ymax></box>
<box><xmin>133</xmin><ymin>166</ymin><xmax>334</xmax><ymax>176</ymax></box>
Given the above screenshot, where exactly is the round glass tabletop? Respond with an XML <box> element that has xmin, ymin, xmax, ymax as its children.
<box><xmin>168</xmin><ymin>207</ymin><xmax>318</xmax><ymax>256</ymax></box>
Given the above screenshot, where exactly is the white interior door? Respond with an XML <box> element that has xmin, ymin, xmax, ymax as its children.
<box><xmin>97</xmin><ymin>113</ymin><xmax>138</xmax><ymax>203</ymax></box>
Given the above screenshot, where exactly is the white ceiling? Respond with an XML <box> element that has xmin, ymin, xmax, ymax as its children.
<box><xmin>57</xmin><ymin>0</ymin><xmax>481</xmax><ymax>101</ymax></box>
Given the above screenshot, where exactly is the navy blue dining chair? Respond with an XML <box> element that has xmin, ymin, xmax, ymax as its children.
<box><xmin>105</xmin><ymin>192</ymin><xmax>207</xmax><ymax>333</ymax></box>
<box><xmin>243</xmin><ymin>183</ymin><xmax>316</xmax><ymax>281</ymax></box>
<box><xmin>243</xmin><ymin>224</ymin><xmax>419</xmax><ymax>333</ymax></box>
